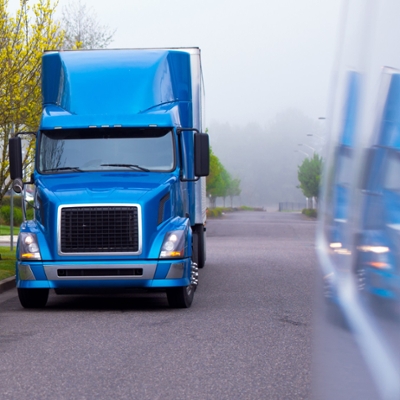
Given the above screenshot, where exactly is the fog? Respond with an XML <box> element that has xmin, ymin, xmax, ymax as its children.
<box><xmin>7</xmin><ymin>0</ymin><xmax>342</xmax><ymax>205</ymax></box>
<box><xmin>47</xmin><ymin>0</ymin><xmax>341</xmax><ymax>126</ymax></box>
<box><xmin>209</xmin><ymin>110</ymin><xmax>325</xmax><ymax>208</ymax></box>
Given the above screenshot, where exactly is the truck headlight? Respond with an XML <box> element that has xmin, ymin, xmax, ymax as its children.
<box><xmin>357</xmin><ymin>245</ymin><xmax>390</xmax><ymax>254</ymax></box>
<box><xmin>19</xmin><ymin>233</ymin><xmax>41</xmax><ymax>260</ymax></box>
<box><xmin>160</xmin><ymin>230</ymin><xmax>186</xmax><ymax>258</ymax></box>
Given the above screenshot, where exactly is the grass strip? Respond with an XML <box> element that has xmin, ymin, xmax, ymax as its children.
<box><xmin>207</xmin><ymin>206</ymin><xmax>266</xmax><ymax>218</ymax></box>
<box><xmin>0</xmin><ymin>247</ymin><xmax>16</xmax><ymax>280</ymax></box>
<box><xmin>0</xmin><ymin>225</ymin><xmax>19</xmax><ymax>235</ymax></box>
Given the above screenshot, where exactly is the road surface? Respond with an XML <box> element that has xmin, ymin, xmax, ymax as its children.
<box><xmin>0</xmin><ymin>211</ymin><xmax>317</xmax><ymax>399</ymax></box>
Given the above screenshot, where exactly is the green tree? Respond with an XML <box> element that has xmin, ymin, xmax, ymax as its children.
<box><xmin>206</xmin><ymin>147</ymin><xmax>241</xmax><ymax>208</ymax></box>
<box><xmin>0</xmin><ymin>0</ymin><xmax>64</xmax><ymax>203</ymax></box>
<box><xmin>297</xmin><ymin>153</ymin><xmax>323</xmax><ymax>201</ymax></box>
<box><xmin>206</xmin><ymin>147</ymin><xmax>224</xmax><ymax>207</ymax></box>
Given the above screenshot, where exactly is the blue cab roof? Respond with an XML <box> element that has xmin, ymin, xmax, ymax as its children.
<box><xmin>41</xmin><ymin>49</ymin><xmax>194</xmax><ymax>129</ymax></box>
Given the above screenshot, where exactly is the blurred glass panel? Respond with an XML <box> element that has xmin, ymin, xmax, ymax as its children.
<box><xmin>314</xmin><ymin>1</ymin><xmax>400</xmax><ymax>399</ymax></box>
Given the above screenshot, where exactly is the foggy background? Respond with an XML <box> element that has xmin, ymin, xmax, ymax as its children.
<box><xmin>8</xmin><ymin>0</ymin><xmax>342</xmax><ymax>208</ymax></box>
<box><xmin>209</xmin><ymin>110</ymin><xmax>325</xmax><ymax>208</ymax></box>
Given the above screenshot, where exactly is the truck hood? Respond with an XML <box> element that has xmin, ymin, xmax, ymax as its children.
<box><xmin>36</xmin><ymin>172</ymin><xmax>174</xmax><ymax>204</ymax></box>
<box><xmin>32</xmin><ymin>171</ymin><xmax>180</xmax><ymax>260</ymax></box>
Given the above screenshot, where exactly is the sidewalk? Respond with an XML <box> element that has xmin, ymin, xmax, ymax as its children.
<box><xmin>0</xmin><ymin>235</ymin><xmax>19</xmax><ymax>243</ymax></box>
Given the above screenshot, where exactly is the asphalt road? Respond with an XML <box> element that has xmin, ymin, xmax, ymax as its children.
<box><xmin>0</xmin><ymin>211</ymin><xmax>317</xmax><ymax>400</ymax></box>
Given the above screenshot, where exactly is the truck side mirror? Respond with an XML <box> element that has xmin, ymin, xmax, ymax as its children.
<box><xmin>9</xmin><ymin>137</ymin><xmax>23</xmax><ymax>193</ymax></box>
<box><xmin>194</xmin><ymin>132</ymin><xmax>209</xmax><ymax>177</ymax></box>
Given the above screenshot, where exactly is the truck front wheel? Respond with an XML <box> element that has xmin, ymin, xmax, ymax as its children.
<box><xmin>18</xmin><ymin>288</ymin><xmax>49</xmax><ymax>308</ymax></box>
<box><xmin>166</xmin><ymin>285</ymin><xmax>194</xmax><ymax>308</ymax></box>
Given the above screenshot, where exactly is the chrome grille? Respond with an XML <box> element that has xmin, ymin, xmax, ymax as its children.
<box><xmin>60</xmin><ymin>206</ymin><xmax>139</xmax><ymax>253</ymax></box>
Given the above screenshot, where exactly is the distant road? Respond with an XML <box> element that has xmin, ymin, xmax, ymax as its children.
<box><xmin>0</xmin><ymin>211</ymin><xmax>317</xmax><ymax>400</ymax></box>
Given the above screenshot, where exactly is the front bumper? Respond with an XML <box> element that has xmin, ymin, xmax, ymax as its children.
<box><xmin>16</xmin><ymin>259</ymin><xmax>191</xmax><ymax>289</ymax></box>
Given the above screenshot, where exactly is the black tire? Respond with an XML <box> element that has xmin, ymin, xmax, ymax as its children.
<box><xmin>193</xmin><ymin>224</ymin><xmax>206</xmax><ymax>269</ymax></box>
<box><xmin>18</xmin><ymin>288</ymin><xmax>49</xmax><ymax>309</ymax></box>
<box><xmin>166</xmin><ymin>285</ymin><xmax>194</xmax><ymax>308</ymax></box>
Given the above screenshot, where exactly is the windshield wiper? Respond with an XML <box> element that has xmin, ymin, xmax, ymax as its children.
<box><xmin>45</xmin><ymin>167</ymin><xmax>83</xmax><ymax>172</ymax></box>
<box><xmin>101</xmin><ymin>163</ymin><xmax>150</xmax><ymax>172</ymax></box>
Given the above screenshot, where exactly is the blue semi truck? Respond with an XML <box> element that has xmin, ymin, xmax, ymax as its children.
<box><xmin>8</xmin><ymin>48</ymin><xmax>209</xmax><ymax>309</ymax></box>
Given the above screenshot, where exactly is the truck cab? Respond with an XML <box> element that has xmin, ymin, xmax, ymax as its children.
<box><xmin>9</xmin><ymin>48</ymin><xmax>209</xmax><ymax>309</ymax></box>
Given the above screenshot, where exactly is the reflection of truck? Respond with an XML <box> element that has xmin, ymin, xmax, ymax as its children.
<box><xmin>355</xmin><ymin>69</ymin><xmax>400</xmax><ymax>300</ymax></box>
<box><xmin>327</xmin><ymin>71</ymin><xmax>360</xmax><ymax>254</ymax></box>
<box><xmin>322</xmin><ymin>71</ymin><xmax>360</xmax><ymax>302</ymax></box>
<box><xmin>9</xmin><ymin>48</ymin><xmax>209</xmax><ymax>309</ymax></box>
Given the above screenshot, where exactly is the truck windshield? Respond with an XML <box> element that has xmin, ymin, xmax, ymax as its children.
<box><xmin>39</xmin><ymin>128</ymin><xmax>175</xmax><ymax>173</ymax></box>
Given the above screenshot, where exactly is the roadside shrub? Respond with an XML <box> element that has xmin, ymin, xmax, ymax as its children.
<box><xmin>0</xmin><ymin>206</ymin><xmax>34</xmax><ymax>226</ymax></box>
<box><xmin>302</xmin><ymin>208</ymin><xmax>317</xmax><ymax>218</ymax></box>
<box><xmin>1</xmin><ymin>195</ymin><xmax>23</xmax><ymax>208</ymax></box>
<box><xmin>0</xmin><ymin>206</ymin><xmax>23</xmax><ymax>226</ymax></box>
<box><xmin>207</xmin><ymin>206</ymin><xmax>266</xmax><ymax>217</ymax></box>
<box><xmin>206</xmin><ymin>207</ymin><xmax>224</xmax><ymax>218</ymax></box>
<box><xmin>218</xmin><ymin>207</ymin><xmax>235</xmax><ymax>213</ymax></box>
<box><xmin>238</xmin><ymin>205</ymin><xmax>265</xmax><ymax>211</ymax></box>
<box><xmin>26</xmin><ymin>209</ymin><xmax>34</xmax><ymax>220</ymax></box>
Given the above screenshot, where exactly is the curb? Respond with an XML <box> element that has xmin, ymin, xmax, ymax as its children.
<box><xmin>0</xmin><ymin>276</ymin><xmax>16</xmax><ymax>294</ymax></box>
